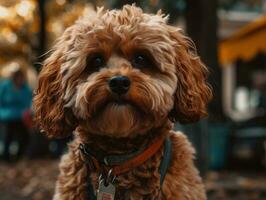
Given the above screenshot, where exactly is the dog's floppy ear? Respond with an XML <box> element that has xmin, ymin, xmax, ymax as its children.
<box><xmin>168</xmin><ymin>28</ymin><xmax>212</xmax><ymax>123</ymax></box>
<box><xmin>33</xmin><ymin>30</ymin><xmax>77</xmax><ymax>138</ymax></box>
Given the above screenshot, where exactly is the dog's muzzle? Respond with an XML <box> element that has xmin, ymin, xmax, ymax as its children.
<box><xmin>108</xmin><ymin>76</ymin><xmax>131</xmax><ymax>95</ymax></box>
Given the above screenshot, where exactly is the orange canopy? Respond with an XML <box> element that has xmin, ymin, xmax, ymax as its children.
<box><xmin>219</xmin><ymin>14</ymin><xmax>266</xmax><ymax>65</ymax></box>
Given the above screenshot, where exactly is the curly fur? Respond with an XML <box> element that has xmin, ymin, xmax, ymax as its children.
<box><xmin>33</xmin><ymin>5</ymin><xmax>212</xmax><ymax>200</ymax></box>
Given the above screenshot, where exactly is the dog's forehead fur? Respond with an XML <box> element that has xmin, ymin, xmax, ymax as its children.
<box><xmin>62</xmin><ymin>5</ymin><xmax>179</xmax><ymax>74</ymax></box>
<box><xmin>79</xmin><ymin>5</ymin><xmax>168</xmax><ymax>32</ymax></box>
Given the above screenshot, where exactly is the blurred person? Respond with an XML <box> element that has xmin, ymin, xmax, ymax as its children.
<box><xmin>0</xmin><ymin>69</ymin><xmax>32</xmax><ymax>161</ymax></box>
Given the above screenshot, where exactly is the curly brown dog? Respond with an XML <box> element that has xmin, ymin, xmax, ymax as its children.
<box><xmin>33</xmin><ymin>5</ymin><xmax>212</xmax><ymax>200</ymax></box>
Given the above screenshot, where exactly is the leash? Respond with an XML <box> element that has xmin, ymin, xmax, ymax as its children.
<box><xmin>80</xmin><ymin>136</ymin><xmax>172</xmax><ymax>199</ymax></box>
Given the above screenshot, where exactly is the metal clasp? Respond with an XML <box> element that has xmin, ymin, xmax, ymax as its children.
<box><xmin>99</xmin><ymin>169</ymin><xmax>116</xmax><ymax>186</ymax></box>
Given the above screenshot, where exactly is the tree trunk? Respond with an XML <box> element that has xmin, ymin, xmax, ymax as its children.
<box><xmin>185</xmin><ymin>0</ymin><xmax>223</xmax><ymax>121</ymax></box>
<box><xmin>36</xmin><ymin>0</ymin><xmax>46</xmax><ymax>72</ymax></box>
<box><xmin>184</xmin><ymin>0</ymin><xmax>224</xmax><ymax>176</ymax></box>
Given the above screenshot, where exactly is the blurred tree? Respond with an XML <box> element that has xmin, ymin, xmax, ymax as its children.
<box><xmin>0</xmin><ymin>0</ymin><xmax>39</xmax><ymax>67</ymax></box>
<box><xmin>180</xmin><ymin>0</ymin><xmax>222</xmax><ymax>176</ymax></box>
<box><xmin>36</xmin><ymin>0</ymin><xmax>46</xmax><ymax>71</ymax></box>
<box><xmin>185</xmin><ymin>0</ymin><xmax>223</xmax><ymax>121</ymax></box>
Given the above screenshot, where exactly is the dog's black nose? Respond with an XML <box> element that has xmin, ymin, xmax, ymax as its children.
<box><xmin>108</xmin><ymin>76</ymin><xmax>131</xmax><ymax>95</ymax></box>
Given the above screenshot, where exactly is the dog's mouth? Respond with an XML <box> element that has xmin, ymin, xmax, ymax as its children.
<box><xmin>91</xmin><ymin>97</ymin><xmax>145</xmax><ymax>118</ymax></box>
<box><xmin>80</xmin><ymin>90</ymin><xmax>159</xmax><ymax>137</ymax></box>
<box><xmin>110</xmin><ymin>99</ymin><xmax>130</xmax><ymax>106</ymax></box>
<box><xmin>107</xmin><ymin>99</ymin><xmax>141</xmax><ymax>111</ymax></box>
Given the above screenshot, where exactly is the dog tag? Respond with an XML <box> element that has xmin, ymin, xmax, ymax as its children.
<box><xmin>97</xmin><ymin>179</ymin><xmax>116</xmax><ymax>200</ymax></box>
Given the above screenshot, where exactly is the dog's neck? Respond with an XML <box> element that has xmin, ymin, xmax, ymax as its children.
<box><xmin>75</xmin><ymin>120</ymin><xmax>173</xmax><ymax>155</ymax></box>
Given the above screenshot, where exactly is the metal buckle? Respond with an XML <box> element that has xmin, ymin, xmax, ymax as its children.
<box><xmin>99</xmin><ymin>169</ymin><xmax>116</xmax><ymax>186</ymax></box>
<box><xmin>107</xmin><ymin>169</ymin><xmax>116</xmax><ymax>185</ymax></box>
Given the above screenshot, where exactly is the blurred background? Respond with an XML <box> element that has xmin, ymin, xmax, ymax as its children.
<box><xmin>0</xmin><ymin>0</ymin><xmax>266</xmax><ymax>199</ymax></box>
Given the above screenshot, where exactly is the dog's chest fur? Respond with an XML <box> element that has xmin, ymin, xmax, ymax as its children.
<box><xmin>53</xmin><ymin>131</ymin><xmax>207</xmax><ymax>200</ymax></box>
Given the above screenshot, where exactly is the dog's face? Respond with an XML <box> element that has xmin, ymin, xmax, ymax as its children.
<box><xmin>33</xmin><ymin>5</ymin><xmax>212</xmax><ymax>138</ymax></box>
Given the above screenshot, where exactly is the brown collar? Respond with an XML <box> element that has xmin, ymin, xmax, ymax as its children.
<box><xmin>79</xmin><ymin>134</ymin><xmax>165</xmax><ymax>177</ymax></box>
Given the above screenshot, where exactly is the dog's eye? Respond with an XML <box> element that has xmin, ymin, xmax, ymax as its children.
<box><xmin>87</xmin><ymin>54</ymin><xmax>105</xmax><ymax>71</ymax></box>
<box><xmin>132</xmin><ymin>53</ymin><xmax>152</xmax><ymax>69</ymax></box>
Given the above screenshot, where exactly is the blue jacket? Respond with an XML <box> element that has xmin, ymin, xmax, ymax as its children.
<box><xmin>0</xmin><ymin>79</ymin><xmax>32</xmax><ymax>121</ymax></box>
